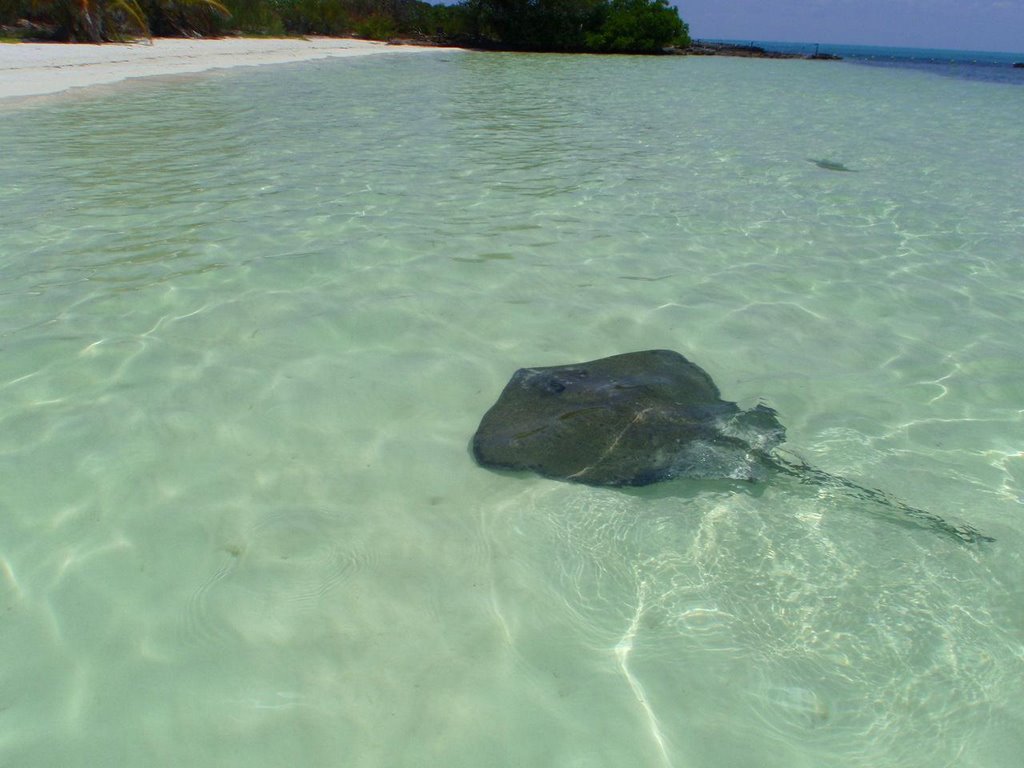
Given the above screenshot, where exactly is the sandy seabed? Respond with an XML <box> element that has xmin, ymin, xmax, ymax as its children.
<box><xmin>0</xmin><ymin>36</ymin><xmax>453</xmax><ymax>101</ymax></box>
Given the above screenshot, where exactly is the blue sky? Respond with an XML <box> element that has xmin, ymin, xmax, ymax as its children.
<box><xmin>680</xmin><ymin>0</ymin><xmax>1024</xmax><ymax>53</ymax></box>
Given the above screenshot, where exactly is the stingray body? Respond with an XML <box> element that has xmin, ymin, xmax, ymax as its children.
<box><xmin>808</xmin><ymin>158</ymin><xmax>857</xmax><ymax>172</ymax></box>
<box><xmin>472</xmin><ymin>350</ymin><xmax>990</xmax><ymax>544</ymax></box>
<box><xmin>473</xmin><ymin>350</ymin><xmax>783</xmax><ymax>486</ymax></box>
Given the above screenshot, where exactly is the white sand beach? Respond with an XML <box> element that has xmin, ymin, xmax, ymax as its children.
<box><xmin>0</xmin><ymin>36</ymin><xmax>453</xmax><ymax>101</ymax></box>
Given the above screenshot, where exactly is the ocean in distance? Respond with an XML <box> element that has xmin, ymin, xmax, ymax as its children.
<box><xmin>1</xmin><ymin>47</ymin><xmax>1023</xmax><ymax>767</ymax></box>
<box><xmin>707</xmin><ymin>38</ymin><xmax>1024</xmax><ymax>85</ymax></box>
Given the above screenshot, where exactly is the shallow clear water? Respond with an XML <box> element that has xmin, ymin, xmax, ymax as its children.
<box><xmin>1</xmin><ymin>52</ymin><xmax>1023</xmax><ymax>767</ymax></box>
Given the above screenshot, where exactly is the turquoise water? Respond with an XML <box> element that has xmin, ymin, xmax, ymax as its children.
<box><xmin>2</xmin><ymin>52</ymin><xmax>1023</xmax><ymax>766</ymax></box>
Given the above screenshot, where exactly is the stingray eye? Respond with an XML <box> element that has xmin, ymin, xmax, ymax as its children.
<box><xmin>544</xmin><ymin>378</ymin><xmax>567</xmax><ymax>394</ymax></box>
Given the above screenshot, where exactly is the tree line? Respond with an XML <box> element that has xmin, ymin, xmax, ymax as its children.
<box><xmin>1</xmin><ymin>0</ymin><xmax>689</xmax><ymax>53</ymax></box>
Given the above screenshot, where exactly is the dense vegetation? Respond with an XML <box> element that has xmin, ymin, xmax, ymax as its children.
<box><xmin>1</xmin><ymin>0</ymin><xmax>689</xmax><ymax>52</ymax></box>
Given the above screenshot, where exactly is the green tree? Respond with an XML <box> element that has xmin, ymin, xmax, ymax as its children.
<box><xmin>477</xmin><ymin>0</ymin><xmax>604</xmax><ymax>51</ymax></box>
<box><xmin>51</xmin><ymin>0</ymin><xmax>149</xmax><ymax>40</ymax></box>
<box><xmin>270</xmin><ymin>0</ymin><xmax>349</xmax><ymax>35</ymax></box>
<box><xmin>27</xmin><ymin>0</ymin><xmax>228</xmax><ymax>41</ymax></box>
<box><xmin>587</xmin><ymin>0</ymin><xmax>688</xmax><ymax>53</ymax></box>
<box><xmin>143</xmin><ymin>0</ymin><xmax>233</xmax><ymax>36</ymax></box>
<box><xmin>455</xmin><ymin>0</ymin><xmax>687</xmax><ymax>53</ymax></box>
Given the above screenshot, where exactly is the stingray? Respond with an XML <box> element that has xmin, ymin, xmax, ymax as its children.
<box><xmin>808</xmin><ymin>158</ymin><xmax>857</xmax><ymax>172</ymax></box>
<box><xmin>472</xmin><ymin>350</ymin><xmax>990</xmax><ymax>544</ymax></box>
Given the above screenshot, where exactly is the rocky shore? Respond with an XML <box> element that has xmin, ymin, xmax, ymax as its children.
<box><xmin>682</xmin><ymin>41</ymin><xmax>842</xmax><ymax>60</ymax></box>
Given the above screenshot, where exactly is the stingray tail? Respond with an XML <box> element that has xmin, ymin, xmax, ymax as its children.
<box><xmin>767</xmin><ymin>449</ymin><xmax>993</xmax><ymax>545</ymax></box>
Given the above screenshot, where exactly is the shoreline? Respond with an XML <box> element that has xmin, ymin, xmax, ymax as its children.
<box><xmin>0</xmin><ymin>37</ymin><xmax>459</xmax><ymax>102</ymax></box>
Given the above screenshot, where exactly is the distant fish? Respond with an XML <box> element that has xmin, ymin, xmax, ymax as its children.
<box><xmin>808</xmin><ymin>158</ymin><xmax>857</xmax><ymax>172</ymax></box>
